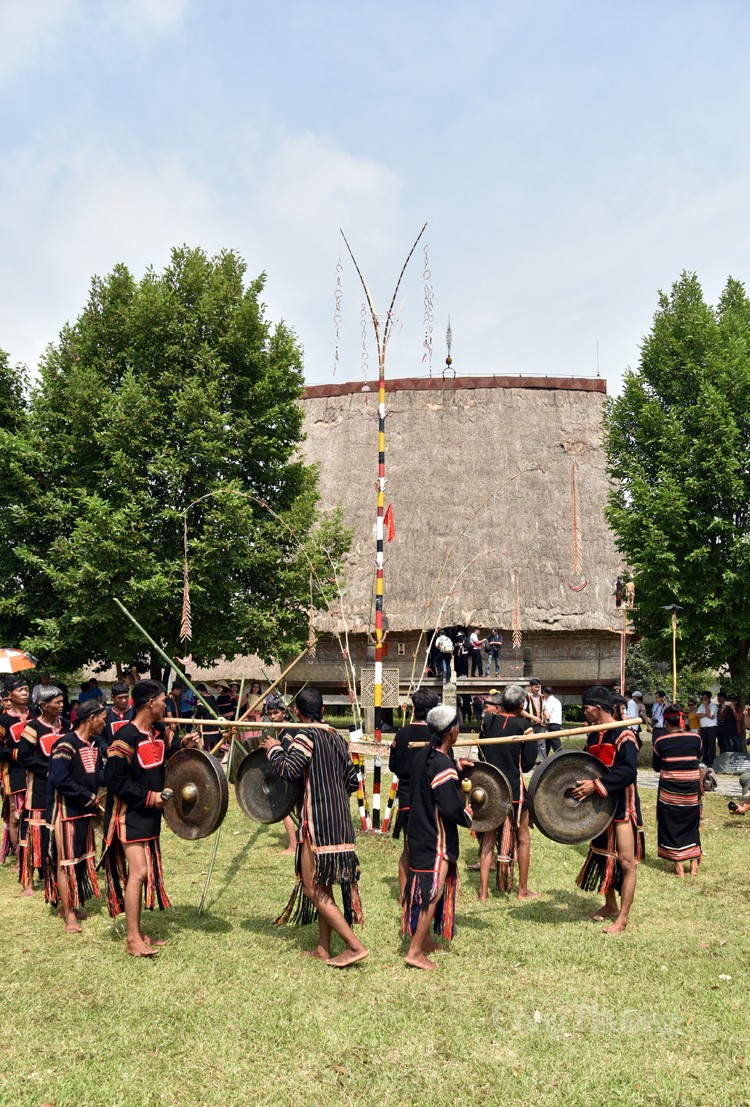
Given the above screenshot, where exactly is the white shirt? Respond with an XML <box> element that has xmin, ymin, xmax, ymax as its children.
<box><xmin>697</xmin><ymin>701</ymin><xmax>717</xmax><ymax>727</ymax></box>
<box><xmin>543</xmin><ymin>695</ymin><xmax>562</xmax><ymax>726</ymax></box>
<box><xmin>652</xmin><ymin>700</ymin><xmax>667</xmax><ymax>726</ymax></box>
<box><xmin>469</xmin><ymin>633</ymin><xmax>481</xmax><ymax>650</ymax></box>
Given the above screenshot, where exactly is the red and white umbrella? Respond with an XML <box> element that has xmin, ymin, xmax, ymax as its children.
<box><xmin>0</xmin><ymin>649</ymin><xmax>36</xmax><ymax>675</ymax></box>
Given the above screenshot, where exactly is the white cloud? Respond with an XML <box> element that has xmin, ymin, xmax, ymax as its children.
<box><xmin>0</xmin><ymin>140</ymin><xmax>216</xmax><ymax>372</ymax></box>
<box><xmin>0</xmin><ymin>0</ymin><xmax>189</xmax><ymax>82</ymax></box>
<box><xmin>110</xmin><ymin>0</ymin><xmax>190</xmax><ymax>33</ymax></box>
<box><xmin>0</xmin><ymin>0</ymin><xmax>78</xmax><ymax>79</ymax></box>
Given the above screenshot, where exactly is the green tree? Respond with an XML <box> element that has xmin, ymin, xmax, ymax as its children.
<box><xmin>606</xmin><ymin>272</ymin><xmax>750</xmax><ymax>691</ymax></box>
<box><xmin>0</xmin><ymin>350</ymin><xmax>42</xmax><ymax>648</ymax></box>
<box><xmin>624</xmin><ymin>642</ymin><xmax>713</xmax><ymax>705</ymax></box>
<box><xmin>11</xmin><ymin>247</ymin><xmax>349</xmax><ymax>677</ymax></box>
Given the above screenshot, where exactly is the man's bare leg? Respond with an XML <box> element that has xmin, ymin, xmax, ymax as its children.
<box><xmin>405</xmin><ymin>860</ymin><xmax>448</xmax><ymax>970</ymax></box>
<box><xmin>302</xmin><ymin>915</ymin><xmax>332</xmax><ymax>960</ymax></box>
<box><xmin>603</xmin><ymin>823</ymin><xmax>636</xmax><ymax>935</ymax></box>
<box><xmin>591</xmin><ymin>888</ymin><xmax>619</xmax><ymax>919</ymax></box>
<box><xmin>398</xmin><ymin>839</ymin><xmax>409</xmax><ymax>901</ymax></box>
<box><xmin>54</xmin><ymin>822</ymin><xmax>81</xmax><ymax>933</ymax></box>
<box><xmin>123</xmin><ymin>843</ymin><xmax>155</xmax><ymax>956</ymax></box>
<box><xmin>478</xmin><ymin>831</ymin><xmax>495</xmax><ymax>901</ymax></box>
<box><xmin>8</xmin><ymin>806</ymin><xmax>20</xmax><ymax>854</ymax></box>
<box><xmin>282</xmin><ymin>816</ymin><xmax>297</xmax><ymax>854</ymax></box>
<box><xmin>516</xmin><ymin>811</ymin><xmax>539</xmax><ymax>898</ymax></box>
<box><xmin>298</xmin><ymin>842</ymin><xmax>367</xmax><ymax>967</ymax></box>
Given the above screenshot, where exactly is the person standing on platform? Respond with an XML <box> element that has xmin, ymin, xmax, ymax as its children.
<box><xmin>484</xmin><ymin>629</ymin><xmax>503</xmax><ymax>678</ymax></box>
<box><xmin>434</xmin><ymin>630</ymin><xmax>454</xmax><ymax>683</ymax></box>
<box><xmin>468</xmin><ymin>629</ymin><xmax>485</xmax><ymax>678</ymax></box>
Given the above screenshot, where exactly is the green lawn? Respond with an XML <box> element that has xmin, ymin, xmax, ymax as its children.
<box><xmin>1</xmin><ymin>784</ymin><xmax>749</xmax><ymax>1107</ymax></box>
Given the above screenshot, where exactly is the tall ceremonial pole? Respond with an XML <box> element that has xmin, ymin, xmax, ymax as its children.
<box><xmin>340</xmin><ymin>225</ymin><xmax>427</xmax><ymax>830</ymax></box>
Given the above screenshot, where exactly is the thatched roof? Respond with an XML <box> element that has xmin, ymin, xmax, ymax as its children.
<box><xmin>301</xmin><ymin>375</ymin><xmax>622</xmax><ymax>635</ymax></box>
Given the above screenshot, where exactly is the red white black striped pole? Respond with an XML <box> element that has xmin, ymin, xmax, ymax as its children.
<box><xmin>340</xmin><ymin>224</ymin><xmax>427</xmax><ymax>831</ymax></box>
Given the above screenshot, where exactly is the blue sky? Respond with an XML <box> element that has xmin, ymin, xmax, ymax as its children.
<box><xmin>2</xmin><ymin>0</ymin><xmax>750</xmax><ymax>391</ymax></box>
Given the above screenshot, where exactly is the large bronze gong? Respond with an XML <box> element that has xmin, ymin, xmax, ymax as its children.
<box><xmin>163</xmin><ymin>748</ymin><xmax>229</xmax><ymax>840</ymax></box>
<box><xmin>458</xmin><ymin>762</ymin><xmax>512</xmax><ymax>833</ymax></box>
<box><xmin>527</xmin><ymin>750</ymin><xmax>616</xmax><ymax>845</ymax></box>
<box><xmin>235</xmin><ymin>749</ymin><xmax>299</xmax><ymax>824</ymax></box>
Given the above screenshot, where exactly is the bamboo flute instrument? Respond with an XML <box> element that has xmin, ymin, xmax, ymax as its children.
<box><xmin>408</xmin><ymin>716</ymin><xmax>644</xmax><ymax>749</ymax></box>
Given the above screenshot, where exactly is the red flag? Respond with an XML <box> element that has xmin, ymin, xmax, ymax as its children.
<box><xmin>383</xmin><ymin>503</ymin><xmax>395</xmax><ymax>542</ymax></box>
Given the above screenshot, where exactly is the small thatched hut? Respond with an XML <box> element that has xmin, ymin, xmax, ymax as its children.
<box><xmin>292</xmin><ymin>374</ymin><xmax>622</xmax><ymax>695</ymax></box>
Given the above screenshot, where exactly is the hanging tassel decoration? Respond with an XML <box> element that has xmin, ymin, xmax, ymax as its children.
<box><xmin>180</xmin><ymin>515</ymin><xmax>192</xmax><ymax>643</ymax></box>
<box><xmin>512</xmin><ymin>571</ymin><xmax>522</xmax><ymax>650</ymax></box>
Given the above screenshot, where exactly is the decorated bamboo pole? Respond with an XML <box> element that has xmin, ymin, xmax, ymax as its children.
<box><xmin>407</xmin><ymin>716</ymin><xmax>644</xmax><ymax>749</ymax></box>
<box><xmin>380</xmin><ymin>775</ymin><xmax>398</xmax><ymax>834</ymax></box>
<box><xmin>372</xmin><ymin>759</ymin><xmax>381</xmax><ymax>829</ymax></box>
<box><xmin>353</xmin><ymin>753</ymin><xmax>369</xmax><ymax>832</ymax></box>
<box><xmin>341</xmin><ymin>225</ymin><xmax>427</xmax><ymax>829</ymax></box>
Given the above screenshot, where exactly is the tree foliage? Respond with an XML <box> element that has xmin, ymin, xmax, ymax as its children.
<box><xmin>606</xmin><ymin>272</ymin><xmax>750</xmax><ymax>689</ymax></box>
<box><xmin>624</xmin><ymin>642</ymin><xmax>713</xmax><ymax>704</ymax></box>
<box><xmin>4</xmin><ymin>247</ymin><xmax>350</xmax><ymax>676</ymax></box>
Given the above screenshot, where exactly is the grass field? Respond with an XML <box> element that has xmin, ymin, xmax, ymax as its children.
<box><xmin>1</xmin><ymin>783</ymin><xmax>749</xmax><ymax>1107</ymax></box>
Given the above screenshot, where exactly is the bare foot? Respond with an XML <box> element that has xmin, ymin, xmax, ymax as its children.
<box><xmin>301</xmin><ymin>946</ymin><xmax>330</xmax><ymax>960</ymax></box>
<box><xmin>143</xmin><ymin>935</ymin><xmax>167</xmax><ymax>948</ymax></box>
<box><xmin>590</xmin><ymin>907</ymin><xmax>618</xmax><ymax>921</ymax></box>
<box><xmin>477</xmin><ymin>891</ymin><xmax>489</xmax><ymax>902</ymax></box>
<box><xmin>405</xmin><ymin>952</ymin><xmax>438</xmax><ymax>970</ymax></box>
<box><xmin>326</xmin><ymin>947</ymin><xmax>369</xmax><ymax>968</ymax></box>
<box><xmin>126</xmin><ymin>940</ymin><xmax>158</xmax><ymax>957</ymax></box>
<box><xmin>466</xmin><ymin>862</ymin><xmax>481</xmax><ymax>871</ymax></box>
<box><xmin>281</xmin><ymin>847</ymin><xmax>296</xmax><ymax>855</ymax></box>
<box><xmin>75</xmin><ymin>908</ymin><xmax>90</xmax><ymax>920</ymax></box>
<box><xmin>21</xmin><ymin>886</ymin><xmax>35</xmax><ymax>897</ymax></box>
<box><xmin>690</xmin><ymin>864</ymin><xmax>700</xmax><ymax>877</ymax></box>
<box><xmin>603</xmin><ymin>918</ymin><xmax>628</xmax><ymax>934</ymax></box>
<box><xmin>517</xmin><ymin>889</ymin><xmax>540</xmax><ymax>900</ymax></box>
<box><xmin>64</xmin><ymin>914</ymin><xmax>82</xmax><ymax>933</ymax></box>
<box><xmin>675</xmin><ymin>863</ymin><xmax>685</xmax><ymax>878</ymax></box>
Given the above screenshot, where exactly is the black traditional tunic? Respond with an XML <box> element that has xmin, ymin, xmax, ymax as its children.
<box><xmin>103</xmin><ymin>706</ymin><xmax>133</xmax><ymax>749</ymax></box>
<box><xmin>577</xmin><ymin>727</ymin><xmax>645</xmax><ymax>895</ymax></box>
<box><xmin>402</xmin><ymin>746</ymin><xmax>472</xmax><ymax>939</ymax></box>
<box><xmin>17</xmin><ymin>716</ymin><xmax>64</xmax><ymax>885</ymax></box>
<box><xmin>268</xmin><ymin>725</ymin><xmax>363</xmax><ymax>927</ymax></box>
<box><xmin>478</xmin><ymin>711</ymin><xmax>537</xmax><ymax>891</ymax></box>
<box><xmin>100</xmin><ymin>721</ymin><xmax>181</xmax><ymax>917</ymax></box>
<box><xmin>388</xmin><ymin>720</ymin><xmax>429</xmax><ymax>839</ymax></box>
<box><xmin>0</xmin><ymin>710</ymin><xmax>29</xmax><ymax>861</ymax></box>
<box><xmin>652</xmin><ymin>730</ymin><xmax>702</xmax><ymax>864</ymax></box>
<box><xmin>47</xmin><ymin>730</ymin><xmax>104</xmax><ymax>909</ymax></box>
